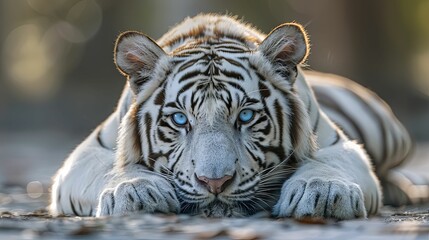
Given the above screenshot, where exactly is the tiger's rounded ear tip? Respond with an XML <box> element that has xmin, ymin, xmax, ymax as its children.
<box><xmin>281</xmin><ymin>22</ymin><xmax>307</xmax><ymax>36</ymax></box>
<box><xmin>113</xmin><ymin>30</ymin><xmax>166</xmax><ymax>83</ymax></box>
<box><xmin>117</xmin><ymin>30</ymin><xmax>145</xmax><ymax>39</ymax></box>
<box><xmin>114</xmin><ymin>31</ymin><xmax>144</xmax><ymax>50</ymax></box>
<box><xmin>273</xmin><ymin>22</ymin><xmax>310</xmax><ymax>64</ymax></box>
<box><xmin>273</xmin><ymin>22</ymin><xmax>306</xmax><ymax>34</ymax></box>
<box><xmin>113</xmin><ymin>31</ymin><xmax>145</xmax><ymax>77</ymax></box>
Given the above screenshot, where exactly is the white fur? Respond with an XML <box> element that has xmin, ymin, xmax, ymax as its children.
<box><xmin>50</xmin><ymin>14</ymin><xmax>387</xmax><ymax>219</ymax></box>
<box><xmin>273</xmin><ymin>140</ymin><xmax>381</xmax><ymax>219</ymax></box>
<box><xmin>50</xmin><ymin>128</ymin><xmax>114</xmax><ymax>216</ymax></box>
<box><xmin>96</xmin><ymin>167</ymin><xmax>180</xmax><ymax>216</ymax></box>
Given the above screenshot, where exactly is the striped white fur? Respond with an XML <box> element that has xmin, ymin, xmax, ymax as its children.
<box><xmin>50</xmin><ymin>14</ymin><xmax>420</xmax><ymax>219</ymax></box>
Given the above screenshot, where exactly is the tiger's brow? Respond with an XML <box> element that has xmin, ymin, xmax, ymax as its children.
<box><xmin>242</xmin><ymin>97</ymin><xmax>260</xmax><ymax>107</ymax></box>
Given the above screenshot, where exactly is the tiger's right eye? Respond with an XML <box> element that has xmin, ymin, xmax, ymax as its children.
<box><xmin>172</xmin><ymin>112</ymin><xmax>188</xmax><ymax>126</ymax></box>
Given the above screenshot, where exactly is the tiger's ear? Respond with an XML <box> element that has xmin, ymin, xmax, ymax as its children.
<box><xmin>259</xmin><ymin>23</ymin><xmax>309</xmax><ymax>67</ymax></box>
<box><xmin>114</xmin><ymin>31</ymin><xmax>167</xmax><ymax>93</ymax></box>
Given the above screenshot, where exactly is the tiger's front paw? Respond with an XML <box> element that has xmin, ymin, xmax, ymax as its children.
<box><xmin>272</xmin><ymin>178</ymin><xmax>366</xmax><ymax>220</ymax></box>
<box><xmin>96</xmin><ymin>177</ymin><xmax>180</xmax><ymax>216</ymax></box>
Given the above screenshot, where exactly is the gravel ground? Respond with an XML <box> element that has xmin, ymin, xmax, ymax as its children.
<box><xmin>0</xmin><ymin>191</ymin><xmax>428</xmax><ymax>240</ymax></box>
<box><xmin>0</xmin><ymin>135</ymin><xmax>428</xmax><ymax>239</ymax></box>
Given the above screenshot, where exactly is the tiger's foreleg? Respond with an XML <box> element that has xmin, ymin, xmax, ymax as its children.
<box><xmin>95</xmin><ymin>164</ymin><xmax>180</xmax><ymax>216</ymax></box>
<box><xmin>50</xmin><ymin>127</ymin><xmax>115</xmax><ymax>216</ymax></box>
<box><xmin>94</xmin><ymin>104</ymin><xmax>180</xmax><ymax>216</ymax></box>
<box><xmin>273</xmin><ymin>140</ymin><xmax>382</xmax><ymax>219</ymax></box>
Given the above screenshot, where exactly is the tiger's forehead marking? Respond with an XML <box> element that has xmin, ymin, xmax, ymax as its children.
<box><xmin>171</xmin><ymin>37</ymin><xmax>252</xmax><ymax>57</ymax></box>
<box><xmin>158</xmin><ymin>14</ymin><xmax>264</xmax><ymax>52</ymax></box>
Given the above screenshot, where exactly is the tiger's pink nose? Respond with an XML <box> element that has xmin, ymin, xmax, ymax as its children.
<box><xmin>196</xmin><ymin>175</ymin><xmax>233</xmax><ymax>194</ymax></box>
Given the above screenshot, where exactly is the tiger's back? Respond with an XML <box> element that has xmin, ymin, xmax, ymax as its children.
<box><xmin>307</xmin><ymin>71</ymin><xmax>424</xmax><ymax>206</ymax></box>
<box><xmin>308</xmin><ymin>71</ymin><xmax>411</xmax><ymax>176</ymax></box>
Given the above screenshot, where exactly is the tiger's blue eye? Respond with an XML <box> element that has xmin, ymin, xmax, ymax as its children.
<box><xmin>238</xmin><ymin>109</ymin><xmax>254</xmax><ymax>123</ymax></box>
<box><xmin>172</xmin><ymin>112</ymin><xmax>188</xmax><ymax>126</ymax></box>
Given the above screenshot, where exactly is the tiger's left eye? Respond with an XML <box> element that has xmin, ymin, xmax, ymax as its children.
<box><xmin>238</xmin><ymin>109</ymin><xmax>254</xmax><ymax>123</ymax></box>
<box><xmin>172</xmin><ymin>112</ymin><xmax>188</xmax><ymax>126</ymax></box>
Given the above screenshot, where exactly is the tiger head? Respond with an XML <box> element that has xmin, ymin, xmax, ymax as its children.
<box><xmin>113</xmin><ymin>20</ymin><xmax>316</xmax><ymax>217</ymax></box>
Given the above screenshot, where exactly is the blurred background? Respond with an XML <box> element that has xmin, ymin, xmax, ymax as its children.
<box><xmin>0</xmin><ymin>0</ymin><xmax>428</xmax><ymax>202</ymax></box>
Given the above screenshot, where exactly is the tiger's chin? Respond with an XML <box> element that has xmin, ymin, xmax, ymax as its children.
<box><xmin>181</xmin><ymin>200</ymin><xmax>239</xmax><ymax>217</ymax></box>
<box><xmin>201</xmin><ymin>200</ymin><xmax>234</xmax><ymax>217</ymax></box>
<box><xmin>180</xmin><ymin>199</ymin><xmax>270</xmax><ymax>218</ymax></box>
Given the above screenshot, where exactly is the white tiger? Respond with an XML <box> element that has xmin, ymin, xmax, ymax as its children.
<box><xmin>49</xmin><ymin>14</ymin><xmax>422</xmax><ymax>219</ymax></box>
